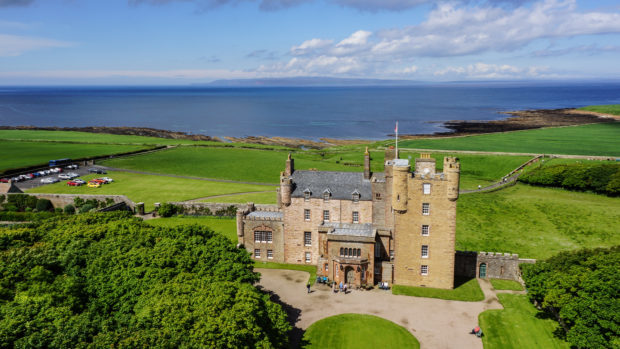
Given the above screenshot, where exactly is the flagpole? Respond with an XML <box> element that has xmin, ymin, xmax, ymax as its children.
<box><xmin>395</xmin><ymin>121</ymin><xmax>398</xmax><ymax>160</ymax></box>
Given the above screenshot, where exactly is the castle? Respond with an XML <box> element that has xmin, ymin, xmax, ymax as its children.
<box><xmin>237</xmin><ymin>148</ymin><xmax>460</xmax><ymax>289</ymax></box>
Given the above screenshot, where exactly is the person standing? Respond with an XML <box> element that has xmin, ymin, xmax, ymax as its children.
<box><xmin>307</xmin><ymin>283</ymin><xmax>311</xmax><ymax>294</ymax></box>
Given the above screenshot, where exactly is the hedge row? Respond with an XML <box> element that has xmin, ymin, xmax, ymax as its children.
<box><xmin>519</xmin><ymin>163</ymin><xmax>620</xmax><ymax>196</ymax></box>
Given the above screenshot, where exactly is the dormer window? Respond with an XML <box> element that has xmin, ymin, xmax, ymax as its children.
<box><xmin>323</xmin><ymin>189</ymin><xmax>331</xmax><ymax>202</ymax></box>
<box><xmin>351</xmin><ymin>190</ymin><xmax>360</xmax><ymax>203</ymax></box>
<box><xmin>303</xmin><ymin>188</ymin><xmax>311</xmax><ymax>201</ymax></box>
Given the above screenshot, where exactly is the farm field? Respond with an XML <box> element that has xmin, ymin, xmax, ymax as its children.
<box><xmin>578</xmin><ymin>104</ymin><xmax>620</xmax><ymax>116</ymax></box>
<box><xmin>301</xmin><ymin>314</ymin><xmax>419</xmax><ymax>349</ymax></box>
<box><xmin>396</xmin><ymin>123</ymin><xmax>620</xmax><ymax>156</ymax></box>
<box><xmin>27</xmin><ymin>171</ymin><xmax>275</xmax><ymax>210</ymax></box>
<box><xmin>102</xmin><ymin>146</ymin><xmax>530</xmax><ymax>189</ymax></box>
<box><xmin>479</xmin><ymin>294</ymin><xmax>570</xmax><ymax>349</ymax></box>
<box><xmin>0</xmin><ymin>140</ymin><xmax>150</xmax><ymax>173</ymax></box>
<box><xmin>457</xmin><ymin>183</ymin><xmax>620</xmax><ymax>259</ymax></box>
<box><xmin>146</xmin><ymin>216</ymin><xmax>237</xmax><ymax>242</ymax></box>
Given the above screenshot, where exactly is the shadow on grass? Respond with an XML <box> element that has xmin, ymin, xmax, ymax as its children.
<box><xmin>256</xmin><ymin>285</ymin><xmax>308</xmax><ymax>348</ymax></box>
<box><xmin>453</xmin><ymin>276</ymin><xmax>474</xmax><ymax>289</ymax></box>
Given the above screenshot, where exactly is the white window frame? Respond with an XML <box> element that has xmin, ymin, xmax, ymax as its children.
<box><xmin>305</xmin><ymin>252</ymin><xmax>311</xmax><ymax>263</ymax></box>
<box><xmin>304</xmin><ymin>209</ymin><xmax>310</xmax><ymax>221</ymax></box>
<box><xmin>423</xmin><ymin>183</ymin><xmax>431</xmax><ymax>195</ymax></box>
<box><xmin>304</xmin><ymin>231</ymin><xmax>311</xmax><ymax>246</ymax></box>
<box><xmin>421</xmin><ymin>265</ymin><xmax>428</xmax><ymax>275</ymax></box>
<box><xmin>267</xmin><ymin>249</ymin><xmax>273</xmax><ymax>259</ymax></box>
<box><xmin>422</xmin><ymin>203</ymin><xmax>430</xmax><ymax>215</ymax></box>
<box><xmin>323</xmin><ymin>191</ymin><xmax>330</xmax><ymax>202</ymax></box>
<box><xmin>323</xmin><ymin>210</ymin><xmax>330</xmax><ymax>222</ymax></box>
<box><xmin>254</xmin><ymin>249</ymin><xmax>261</xmax><ymax>258</ymax></box>
<box><xmin>266</xmin><ymin>231</ymin><xmax>272</xmax><ymax>243</ymax></box>
<box><xmin>254</xmin><ymin>231</ymin><xmax>261</xmax><ymax>243</ymax></box>
<box><xmin>304</xmin><ymin>192</ymin><xmax>310</xmax><ymax>201</ymax></box>
<box><xmin>422</xmin><ymin>225</ymin><xmax>430</xmax><ymax>236</ymax></box>
<box><xmin>421</xmin><ymin>245</ymin><xmax>429</xmax><ymax>258</ymax></box>
<box><xmin>352</xmin><ymin>211</ymin><xmax>359</xmax><ymax>223</ymax></box>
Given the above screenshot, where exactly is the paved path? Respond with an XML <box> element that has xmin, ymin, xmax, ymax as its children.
<box><xmin>257</xmin><ymin>269</ymin><xmax>505</xmax><ymax>349</ymax></box>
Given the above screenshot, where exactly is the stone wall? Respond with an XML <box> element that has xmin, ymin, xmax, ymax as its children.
<box><xmin>13</xmin><ymin>193</ymin><xmax>134</xmax><ymax>210</ymax></box>
<box><xmin>170</xmin><ymin>202</ymin><xmax>274</xmax><ymax>215</ymax></box>
<box><xmin>454</xmin><ymin>250</ymin><xmax>536</xmax><ymax>281</ymax></box>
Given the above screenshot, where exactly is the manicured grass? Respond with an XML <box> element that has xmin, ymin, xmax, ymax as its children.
<box><xmin>302</xmin><ymin>314</ymin><xmax>419</xmax><ymax>349</ymax></box>
<box><xmin>456</xmin><ymin>184</ymin><xmax>620</xmax><ymax>259</ymax></box>
<box><xmin>254</xmin><ymin>261</ymin><xmax>317</xmax><ymax>285</ymax></box>
<box><xmin>578</xmin><ymin>104</ymin><xmax>620</xmax><ymax>116</ymax></box>
<box><xmin>199</xmin><ymin>191</ymin><xmax>277</xmax><ymax>204</ymax></box>
<box><xmin>145</xmin><ymin>216</ymin><xmax>237</xmax><ymax>243</ymax></box>
<box><xmin>490</xmin><ymin>279</ymin><xmax>524</xmax><ymax>291</ymax></box>
<box><xmin>392</xmin><ymin>277</ymin><xmax>484</xmax><ymax>301</ymax></box>
<box><xmin>479</xmin><ymin>294</ymin><xmax>570</xmax><ymax>349</ymax></box>
<box><xmin>397</xmin><ymin>123</ymin><xmax>620</xmax><ymax>156</ymax></box>
<box><xmin>27</xmin><ymin>171</ymin><xmax>275</xmax><ymax>211</ymax></box>
<box><xmin>0</xmin><ymin>140</ymin><xmax>149</xmax><ymax>172</ymax></box>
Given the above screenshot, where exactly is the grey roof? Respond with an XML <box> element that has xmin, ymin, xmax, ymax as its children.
<box><xmin>247</xmin><ymin>211</ymin><xmax>283</xmax><ymax>219</ymax></box>
<box><xmin>324</xmin><ymin>223</ymin><xmax>374</xmax><ymax>238</ymax></box>
<box><xmin>290</xmin><ymin>170</ymin><xmax>371</xmax><ymax>201</ymax></box>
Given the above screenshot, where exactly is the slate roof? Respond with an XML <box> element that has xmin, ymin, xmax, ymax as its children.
<box><xmin>247</xmin><ymin>211</ymin><xmax>283</xmax><ymax>219</ymax></box>
<box><xmin>324</xmin><ymin>223</ymin><xmax>375</xmax><ymax>238</ymax></box>
<box><xmin>290</xmin><ymin>170</ymin><xmax>371</xmax><ymax>201</ymax></box>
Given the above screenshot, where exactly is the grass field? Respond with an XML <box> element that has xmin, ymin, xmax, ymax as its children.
<box><xmin>396</xmin><ymin>123</ymin><xmax>620</xmax><ymax>156</ymax></box>
<box><xmin>27</xmin><ymin>171</ymin><xmax>275</xmax><ymax>210</ymax></box>
<box><xmin>199</xmin><ymin>191</ymin><xmax>277</xmax><ymax>204</ymax></box>
<box><xmin>392</xmin><ymin>278</ymin><xmax>484</xmax><ymax>301</ymax></box>
<box><xmin>479</xmin><ymin>294</ymin><xmax>569</xmax><ymax>349</ymax></box>
<box><xmin>578</xmin><ymin>104</ymin><xmax>620</xmax><ymax>116</ymax></box>
<box><xmin>254</xmin><ymin>261</ymin><xmax>317</xmax><ymax>285</ymax></box>
<box><xmin>145</xmin><ymin>216</ymin><xmax>237</xmax><ymax>242</ymax></box>
<box><xmin>0</xmin><ymin>140</ymin><xmax>150</xmax><ymax>172</ymax></box>
<box><xmin>490</xmin><ymin>279</ymin><xmax>524</xmax><ymax>291</ymax></box>
<box><xmin>301</xmin><ymin>314</ymin><xmax>419</xmax><ymax>349</ymax></box>
<box><xmin>456</xmin><ymin>184</ymin><xmax>620</xmax><ymax>259</ymax></box>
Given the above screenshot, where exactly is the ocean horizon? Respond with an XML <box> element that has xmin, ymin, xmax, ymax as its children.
<box><xmin>1</xmin><ymin>82</ymin><xmax>619</xmax><ymax>140</ymax></box>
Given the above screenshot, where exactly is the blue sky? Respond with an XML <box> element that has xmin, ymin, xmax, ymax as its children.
<box><xmin>1</xmin><ymin>0</ymin><xmax>620</xmax><ymax>84</ymax></box>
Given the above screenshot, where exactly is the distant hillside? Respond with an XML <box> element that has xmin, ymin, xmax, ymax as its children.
<box><xmin>204</xmin><ymin>77</ymin><xmax>426</xmax><ymax>87</ymax></box>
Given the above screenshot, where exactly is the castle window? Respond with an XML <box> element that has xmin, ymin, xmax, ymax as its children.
<box><xmin>254</xmin><ymin>231</ymin><xmax>261</xmax><ymax>243</ymax></box>
<box><xmin>352</xmin><ymin>211</ymin><xmax>359</xmax><ymax>223</ymax></box>
<box><xmin>266</xmin><ymin>231</ymin><xmax>272</xmax><ymax>243</ymax></box>
<box><xmin>357</xmin><ymin>248</ymin><xmax>361</xmax><ymax>257</ymax></box>
<box><xmin>325</xmin><ymin>263</ymin><xmax>329</xmax><ymax>272</ymax></box>
<box><xmin>422</xmin><ymin>203</ymin><xmax>430</xmax><ymax>215</ymax></box>
<box><xmin>375</xmin><ymin>193</ymin><xmax>381</xmax><ymax>200</ymax></box>
<box><xmin>267</xmin><ymin>250</ymin><xmax>273</xmax><ymax>259</ymax></box>
<box><xmin>348</xmin><ymin>248</ymin><xmax>353</xmax><ymax>257</ymax></box>
<box><xmin>423</xmin><ymin>183</ymin><xmax>431</xmax><ymax>195</ymax></box>
<box><xmin>421</xmin><ymin>245</ymin><xmax>429</xmax><ymax>258</ymax></box>
<box><xmin>422</xmin><ymin>225</ymin><xmax>429</xmax><ymax>236</ymax></box>
<box><xmin>352</xmin><ymin>191</ymin><xmax>360</xmax><ymax>203</ymax></box>
<box><xmin>254</xmin><ymin>249</ymin><xmax>261</xmax><ymax>258</ymax></box>
<box><xmin>305</xmin><ymin>252</ymin><xmax>311</xmax><ymax>263</ymax></box>
<box><xmin>304</xmin><ymin>232</ymin><xmax>311</xmax><ymax>246</ymax></box>
<box><xmin>323</xmin><ymin>210</ymin><xmax>330</xmax><ymax>222</ymax></box>
<box><xmin>340</xmin><ymin>247</ymin><xmax>344</xmax><ymax>257</ymax></box>
<box><xmin>304</xmin><ymin>209</ymin><xmax>310</xmax><ymax>221</ymax></box>
<box><xmin>254</xmin><ymin>231</ymin><xmax>272</xmax><ymax>243</ymax></box>
<box><xmin>323</xmin><ymin>189</ymin><xmax>331</xmax><ymax>202</ymax></box>
<box><xmin>304</xmin><ymin>189</ymin><xmax>311</xmax><ymax>201</ymax></box>
<box><xmin>421</xmin><ymin>265</ymin><xmax>428</xmax><ymax>275</ymax></box>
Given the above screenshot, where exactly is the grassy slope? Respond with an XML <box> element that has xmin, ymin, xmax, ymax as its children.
<box><xmin>457</xmin><ymin>184</ymin><xmax>620</xmax><ymax>259</ymax></box>
<box><xmin>302</xmin><ymin>314</ymin><xmax>419</xmax><ymax>349</ymax></box>
<box><xmin>0</xmin><ymin>140</ymin><xmax>149</xmax><ymax>172</ymax></box>
<box><xmin>397</xmin><ymin>123</ymin><xmax>620</xmax><ymax>156</ymax></box>
<box><xmin>27</xmin><ymin>171</ymin><xmax>275</xmax><ymax>210</ymax></box>
<box><xmin>200</xmin><ymin>191</ymin><xmax>277</xmax><ymax>204</ymax></box>
<box><xmin>392</xmin><ymin>278</ymin><xmax>484</xmax><ymax>301</ymax></box>
<box><xmin>578</xmin><ymin>104</ymin><xmax>620</xmax><ymax>116</ymax></box>
<box><xmin>479</xmin><ymin>294</ymin><xmax>570</xmax><ymax>349</ymax></box>
<box><xmin>489</xmin><ymin>279</ymin><xmax>524</xmax><ymax>291</ymax></box>
<box><xmin>146</xmin><ymin>216</ymin><xmax>237</xmax><ymax>242</ymax></box>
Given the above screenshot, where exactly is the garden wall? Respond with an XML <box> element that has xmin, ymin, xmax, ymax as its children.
<box><xmin>454</xmin><ymin>250</ymin><xmax>536</xmax><ymax>281</ymax></box>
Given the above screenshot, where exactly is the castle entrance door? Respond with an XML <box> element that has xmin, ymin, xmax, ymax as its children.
<box><xmin>479</xmin><ymin>263</ymin><xmax>487</xmax><ymax>278</ymax></box>
<box><xmin>345</xmin><ymin>266</ymin><xmax>355</xmax><ymax>285</ymax></box>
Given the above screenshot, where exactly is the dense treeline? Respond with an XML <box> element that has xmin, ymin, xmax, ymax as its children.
<box><xmin>519</xmin><ymin>163</ymin><xmax>620</xmax><ymax>196</ymax></box>
<box><xmin>521</xmin><ymin>246</ymin><xmax>619</xmax><ymax>348</ymax></box>
<box><xmin>0</xmin><ymin>212</ymin><xmax>290</xmax><ymax>348</ymax></box>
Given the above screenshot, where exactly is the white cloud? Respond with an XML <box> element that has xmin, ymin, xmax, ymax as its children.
<box><xmin>0</xmin><ymin>33</ymin><xmax>74</xmax><ymax>57</ymax></box>
<box><xmin>402</xmin><ymin>65</ymin><xmax>418</xmax><ymax>74</ymax></box>
<box><xmin>434</xmin><ymin>62</ymin><xmax>548</xmax><ymax>79</ymax></box>
<box><xmin>291</xmin><ymin>38</ymin><xmax>333</xmax><ymax>56</ymax></box>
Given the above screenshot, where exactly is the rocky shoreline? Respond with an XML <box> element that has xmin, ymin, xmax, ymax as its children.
<box><xmin>3</xmin><ymin>108</ymin><xmax>617</xmax><ymax>148</ymax></box>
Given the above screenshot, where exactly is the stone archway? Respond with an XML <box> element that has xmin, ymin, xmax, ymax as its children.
<box><xmin>345</xmin><ymin>266</ymin><xmax>355</xmax><ymax>285</ymax></box>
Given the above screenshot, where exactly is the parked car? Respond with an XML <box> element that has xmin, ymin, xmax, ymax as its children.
<box><xmin>59</xmin><ymin>174</ymin><xmax>72</xmax><ymax>180</ymax></box>
<box><xmin>91</xmin><ymin>179</ymin><xmax>107</xmax><ymax>185</ymax></box>
<box><xmin>74</xmin><ymin>179</ymin><xmax>86</xmax><ymax>184</ymax></box>
<box><xmin>87</xmin><ymin>181</ymin><xmax>101</xmax><ymax>188</ymax></box>
<box><xmin>67</xmin><ymin>180</ymin><xmax>83</xmax><ymax>186</ymax></box>
<box><xmin>65</xmin><ymin>164</ymin><xmax>79</xmax><ymax>170</ymax></box>
<box><xmin>41</xmin><ymin>177</ymin><xmax>60</xmax><ymax>184</ymax></box>
<box><xmin>100</xmin><ymin>177</ymin><xmax>114</xmax><ymax>183</ymax></box>
<box><xmin>66</xmin><ymin>172</ymin><xmax>79</xmax><ymax>179</ymax></box>
<box><xmin>88</xmin><ymin>168</ymin><xmax>107</xmax><ymax>174</ymax></box>
<box><xmin>0</xmin><ymin>178</ymin><xmax>9</xmax><ymax>183</ymax></box>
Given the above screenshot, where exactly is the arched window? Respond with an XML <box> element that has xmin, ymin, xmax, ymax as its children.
<box><xmin>340</xmin><ymin>247</ymin><xmax>343</xmax><ymax>256</ymax></box>
<box><xmin>348</xmin><ymin>248</ymin><xmax>353</xmax><ymax>257</ymax></box>
<box><xmin>357</xmin><ymin>249</ymin><xmax>361</xmax><ymax>257</ymax></box>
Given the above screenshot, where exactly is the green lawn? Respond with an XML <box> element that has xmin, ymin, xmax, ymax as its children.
<box><xmin>145</xmin><ymin>216</ymin><xmax>237</xmax><ymax>242</ymax></box>
<box><xmin>396</xmin><ymin>123</ymin><xmax>620</xmax><ymax>156</ymax></box>
<box><xmin>489</xmin><ymin>279</ymin><xmax>524</xmax><ymax>291</ymax></box>
<box><xmin>254</xmin><ymin>261</ymin><xmax>317</xmax><ymax>285</ymax></box>
<box><xmin>0</xmin><ymin>140</ymin><xmax>150</xmax><ymax>173</ymax></box>
<box><xmin>456</xmin><ymin>184</ymin><xmax>620</xmax><ymax>259</ymax></box>
<box><xmin>392</xmin><ymin>277</ymin><xmax>484</xmax><ymax>301</ymax></box>
<box><xmin>578</xmin><ymin>104</ymin><xmax>620</xmax><ymax>116</ymax></box>
<box><xmin>27</xmin><ymin>171</ymin><xmax>275</xmax><ymax>211</ymax></box>
<box><xmin>302</xmin><ymin>314</ymin><xmax>419</xmax><ymax>349</ymax></box>
<box><xmin>479</xmin><ymin>294</ymin><xmax>570</xmax><ymax>349</ymax></box>
<box><xmin>200</xmin><ymin>191</ymin><xmax>277</xmax><ymax>204</ymax></box>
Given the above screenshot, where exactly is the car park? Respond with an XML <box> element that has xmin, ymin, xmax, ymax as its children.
<box><xmin>59</xmin><ymin>174</ymin><xmax>72</xmax><ymax>180</ymax></box>
<box><xmin>67</xmin><ymin>180</ymin><xmax>83</xmax><ymax>186</ymax></box>
<box><xmin>41</xmin><ymin>177</ymin><xmax>60</xmax><ymax>184</ymax></box>
<box><xmin>88</xmin><ymin>168</ymin><xmax>107</xmax><ymax>174</ymax></box>
<box><xmin>67</xmin><ymin>172</ymin><xmax>79</xmax><ymax>179</ymax></box>
<box><xmin>87</xmin><ymin>181</ymin><xmax>101</xmax><ymax>188</ymax></box>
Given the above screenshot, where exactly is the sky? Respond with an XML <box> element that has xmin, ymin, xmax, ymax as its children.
<box><xmin>1</xmin><ymin>0</ymin><xmax>620</xmax><ymax>85</ymax></box>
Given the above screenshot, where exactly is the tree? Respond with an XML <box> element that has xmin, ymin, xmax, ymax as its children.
<box><xmin>35</xmin><ymin>198</ymin><xmax>53</xmax><ymax>212</ymax></box>
<box><xmin>64</xmin><ymin>204</ymin><xmax>75</xmax><ymax>214</ymax></box>
<box><xmin>158</xmin><ymin>203</ymin><xmax>177</xmax><ymax>217</ymax></box>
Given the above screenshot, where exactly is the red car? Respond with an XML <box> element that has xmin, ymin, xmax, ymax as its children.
<box><xmin>0</xmin><ymin>178</ymin><xmax>9</xmax><ymax>183</ymax></box>
<box><xmin>67</xmin><ymin>180</ymin><xmax>83</xmax><ymax>186</ymax></box>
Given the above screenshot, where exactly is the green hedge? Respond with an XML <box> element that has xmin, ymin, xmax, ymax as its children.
<box><xmin>519</xmin><ymin>163</ymin><xmax>620</xmax><ymax>196</ymax></box>
<box><xmin>0</xmin><ymin>211</ymin><xmax>58</xmax><ymax>221</ymax></box>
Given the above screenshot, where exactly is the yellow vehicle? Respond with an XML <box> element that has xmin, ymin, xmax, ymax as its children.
<box><xmin>87</xmin><ymin>181</ymin><xmax>101</xmax><ymax>188</ymax></box>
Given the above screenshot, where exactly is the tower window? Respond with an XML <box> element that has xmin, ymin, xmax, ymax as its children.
<box><xmin>304</xmin><ymin>231</ymin><xmax>311</xmax><ymax>246</ymax></box>
<box><xmin>422</xmin><ymin>203</ymin><xmax>430</xmax><ymax>215</ymax></box>
<box><xmin>421</xmin><ymin>245</ymin><xmax>429</xmax><ymax>258</ymax></box>
<box><xmin>423</xmin><ymin>183</ymin><xmax>431</xmax><ymax>195</ymax></box>
<box><xmin>421</xmin><ymin>265</ymin><xmax>428</xmax><ymax>275</ymax></box>
<box><xmin>254</xmin><ymin>249</ymin><xmax>261</xmax><ymax>258</ymax></box>
<box><xmin>323</xmin><ymin>210</ymin><xmax>330</xmax><ymax>222</ymax></box>
<box><xmin>304</xmin><ymin>209</ymin><xmax>310</xmax><ymax>221</ymax></box>
<box><xmin>352</xmin><ymin>211</ymin><xmax>359</xmax><ymax>223</ymax></box>
<box><xmin>305</xmin><ymin>252</ymin><xmax>311</xmax><ymax>263</ymax></box>
<box><xmin>267</xmin><ymin>250</ymin><xmax>273</xmax><ymax>259</ymax></box>
<box><xmin>352</xmin><ymin>192</ymin><xmax>360</xmax><ymax>203</ymax></box>
<box><xmin>422</xmin><ymin>225</ymin><xmax>429</xmax><ymax>236</ymax></box>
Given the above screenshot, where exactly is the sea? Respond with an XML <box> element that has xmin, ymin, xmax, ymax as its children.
<box><xmin>1</xmin><ymin>82</ymin><xmax>619</xmax><ymax>140</ymax></box>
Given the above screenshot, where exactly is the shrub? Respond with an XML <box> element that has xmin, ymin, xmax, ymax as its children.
<box><xmin>79</xmin><ymin>203</ymin><xmax>96</xmax><ymax>213</ymax></box>
<box><xmin>25</xmin><ymin>196</ymin><xmax>38</xmax><ymax>210</ymax></box>
<box><xmin>35</xmin><ymin>198</ymin><xmax>53</xmax><ymax>212</ymax></box>
<box><xmin>519</xmin><ymin>163</ymin><xmax>620</xmax><ymax>196</ymax></box>
<box><xmin>158</xmin><ymin>203</ymin><xmax>177</xmax><ymax>218</ymax></box>
<box><xmin>64</xmin><ymin>204</ymin><xmax>76</xmax><ymax>214</ymax></box>
<box><xmin>0</xmin><ymin>195</ymin><xmax>4</xmax><ymax>204</ymax></box>
<box><xmin>54</xmin><ymin>208</ymin><xmax>63</xmax><ymax>214</ymax></box>
<box><xmin>74</xmin><ymin>197</ymin><xmax>85</xmax><ymax>208</ymax></box>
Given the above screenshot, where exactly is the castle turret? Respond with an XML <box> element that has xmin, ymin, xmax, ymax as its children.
<box><xmin>363</xmin><ymin>147</ymin><xmax>371</xmax><ymax>180</ymax></box>
<box><xmin>391</xmin><ymin>160</ymin><xmax>410</xmax><ymax>212</ymax></box>
<box><xmin>280</xmin><ymin>172</ymin><xmax>292</xmax><ymax>207</ymax></box>
<box><xmin>285</xmin><ymin>153</ymin><xmax>294</xmax><ymax>176</ymax></box>
<box><xmin>444</xmin><ymin>157</ymin><xmax>460</xmax><ymax>201</ymax></box>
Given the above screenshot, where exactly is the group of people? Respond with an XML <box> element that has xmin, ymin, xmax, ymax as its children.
<box><xmin>333</xmin><ymin>281</ymin><xmax>348</xmax><ymax>294</ymax></box>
